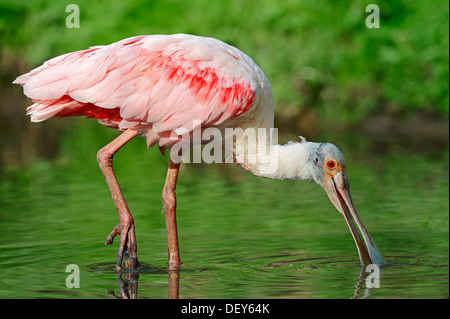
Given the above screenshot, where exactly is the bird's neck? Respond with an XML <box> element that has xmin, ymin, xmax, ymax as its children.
<box><xmin>234</xmin><ymin>134</ymin><xmax>314</xmax><ymax>181</ymax></box>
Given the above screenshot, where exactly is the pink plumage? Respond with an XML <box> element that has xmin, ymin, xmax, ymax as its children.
<box><xmin>14</xmin><ymin>34</ymin><xmax>270</xmax><ymax>148</ymax></box>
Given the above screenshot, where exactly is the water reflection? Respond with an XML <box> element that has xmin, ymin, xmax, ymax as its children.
<box><xmin>107</xmin><ymin>270</ymin><xmax>140</xmax><ymax>299</ymax></box>
<box><xmin>352</xmin><ymin>267</ymin><xmax>375</xmax><ymax>299</ymax></box>
<box><xmin>104</xmin><ymin>268</ymin><xmax>180</xmax><ymax>299</ymax></box>
<box><xmin>94</xmin><ymin>264</ymin><xmax>383</xmax><ymax>299</ymax></box>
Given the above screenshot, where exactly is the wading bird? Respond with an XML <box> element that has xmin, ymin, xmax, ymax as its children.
<box><xmin>14</xmin><ymin>34</ymin><xmax>385</xmax><ymax>270</ymax></box>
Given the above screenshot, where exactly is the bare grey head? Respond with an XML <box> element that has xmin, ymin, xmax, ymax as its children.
<box><xmin>304</xmin><ymin>141</ymin><xmax>385</xmax><ymax>266</ymax></box>
<box><xmin>306</xmin><ymin>142</ymin><xmax>346</xmax><ymax>187</ymax></box>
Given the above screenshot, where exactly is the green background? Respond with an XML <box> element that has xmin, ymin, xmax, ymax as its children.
<box><xmin>0</xmin><ymin>0</ymin><xmax>448</xmax><ymax>299</ymax></box>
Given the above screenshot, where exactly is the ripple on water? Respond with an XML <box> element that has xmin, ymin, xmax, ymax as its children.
<box><xmin>83</xmin><ymin>249</ymin><xmax>448</xmax><ymax>299</ymax></box>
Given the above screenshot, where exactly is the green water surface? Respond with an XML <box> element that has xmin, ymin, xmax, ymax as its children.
<box><xmin>0</xmin><ymin>125</ymin><xmax>448</xmax><ymax>299</ymax></box>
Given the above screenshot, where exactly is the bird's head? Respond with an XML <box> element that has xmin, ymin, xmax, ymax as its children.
<box><xmin>306</xmin><ymin>142</ymin><xmax>385</xmax><ymax>266</ymax></box>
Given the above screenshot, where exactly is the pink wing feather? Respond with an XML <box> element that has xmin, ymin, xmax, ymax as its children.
<box><xmin>14</xmin><ymin>34</ymin><xmax>259</xmax><ymax>147</ymax></box>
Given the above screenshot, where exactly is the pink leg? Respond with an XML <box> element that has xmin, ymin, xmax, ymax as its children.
<box><xmin>97</xmin><ymin>128</ymin><xmax>139</xmax><ymax>270</ymax></box>
<box><xmin>162</xmin><ymin>160</ymin><xmax>181</xmax><ymax>270</ymax></box>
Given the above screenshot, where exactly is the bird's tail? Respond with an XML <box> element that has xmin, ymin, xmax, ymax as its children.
<box><xmin>13</xmin><ymin>48</ymin><xmax>103</xmax><ymax>123</ymax></box>
<box><xmin>13</xmin><ymin>58</ymin><xmax>122</xmax><ymax>126</ymax></box>
<box><xmin>23</xmin><ymin>97</ymin><xmax>80</xmax><ymax>123</ymax></box>
<box><xmin>13</xmin><ymin>62</ymin><xmax>75</xmax><ymax>122</ymax></box>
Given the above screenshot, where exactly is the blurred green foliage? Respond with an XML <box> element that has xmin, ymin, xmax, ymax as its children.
<box><xmin>1</xmin><ymin>0</ymin><xmax>448</xmax><ymax>121</ymax></box>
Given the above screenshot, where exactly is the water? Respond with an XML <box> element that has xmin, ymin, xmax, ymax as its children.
<box><xmin>0</xmin><ymin>127</ymin><xmax>448</xmax><ymax>299</ymax></box>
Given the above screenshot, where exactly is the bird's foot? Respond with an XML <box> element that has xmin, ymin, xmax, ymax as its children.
<box><xmin>105</xmin><ymin>222</ymin><xmax>140</xmax><ymax>270</ymax></box>
<box><xmin>105</xmin><ymin>223</ymin><xmax>121</xmax><ymax>246</ymax></box>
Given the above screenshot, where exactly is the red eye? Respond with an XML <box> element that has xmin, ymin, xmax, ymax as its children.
<box><xmin>327</xmin><ymin>160</ymin><xmax>336</xmax><ymax>168</ymax></box>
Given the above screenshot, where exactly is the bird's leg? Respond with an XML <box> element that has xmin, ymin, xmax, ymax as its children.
<box><xmin>162</xmin><ymin>160</ymin><xmax>181</xmax><ymax>270</ymax></box>
<box><xmin>97</xmin><ymin>128</ymin><xmax>139</xmax><ymax>270</ymax></box>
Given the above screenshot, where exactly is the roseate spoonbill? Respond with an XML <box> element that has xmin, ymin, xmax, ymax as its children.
<box><xmin>14</xmin><ymin>34</ymin><xmax>385</xmax><ymax>270</ymax></box>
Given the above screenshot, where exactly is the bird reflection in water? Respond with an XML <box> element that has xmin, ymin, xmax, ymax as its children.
<box><xmin>104</xmin><ymin>266</ymin><xmax>380</xmax><ymax>299</ymax></box>
<box><xmin>107</xmin><ymin>269</ymin><xmax>180</xmax><ymax>299</ymax></box>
